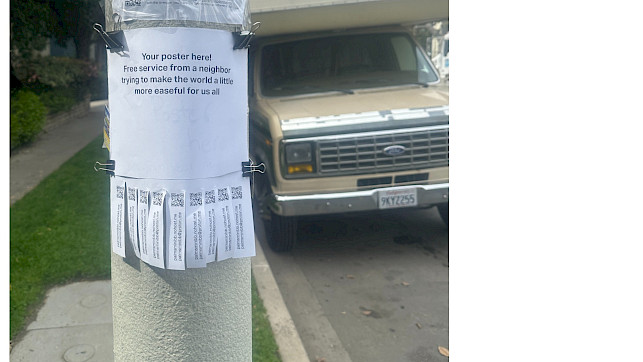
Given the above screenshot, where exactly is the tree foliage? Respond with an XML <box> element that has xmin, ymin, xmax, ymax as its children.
<box><xmin>10</xmin><ymin>0</ymin><xmax>104</xmax><ymax>60</ymax></box>
<box><xmin>47</xmin><ymin>0</ymin><xmax>104</xmax><ymax>60</ymax></box>
<box><xmin>10</xmin><ymin>0</ymin><xmax>52</xmax><ymax>60</ymax></box>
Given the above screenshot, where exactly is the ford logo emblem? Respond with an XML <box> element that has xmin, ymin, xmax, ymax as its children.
<box><xmin>383</xmin><ymin>145</ymin><xmax>406</xmax><ymax>156</ymax></box>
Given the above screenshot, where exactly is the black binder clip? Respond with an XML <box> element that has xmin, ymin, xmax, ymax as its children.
<box><xmin>233</xmin><ymin>22</ymin><xmax>261</xmax><ymax>50</ymax></box>
<box><xmin>242</xmin><ymin>159</ymin><xmax>265</xmax><ymax>177</ymax></box>
<box><xmin>93</xmin><ymin>22</ymin><xmax>124</xmax><ymax>52</ymax></box>
<box><xmin>94</xmin><ymin>160</ymin><xmax>116</xmax><ymax>176</ymax></box>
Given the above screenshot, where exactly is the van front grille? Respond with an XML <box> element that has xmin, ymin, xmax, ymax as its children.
<box><xmin>317</xmin><ymin>127</ymin><xmax>449</xmax><ymax>176</ymax></box>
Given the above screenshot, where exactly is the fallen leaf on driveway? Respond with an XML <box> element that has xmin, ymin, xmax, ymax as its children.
<box><xmin>438</xmin><ymin>346</ymin><xmax>449</xmax><ymax>357</ymax></box>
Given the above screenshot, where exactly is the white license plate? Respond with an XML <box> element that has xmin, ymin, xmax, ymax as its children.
<box><xmin>378</xmin><ymin>188</ymin><xmax>418</xmax><ymax>209</ymax></box>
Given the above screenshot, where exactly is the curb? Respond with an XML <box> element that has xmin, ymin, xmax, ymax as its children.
<box><xmin>252</xmin><ymin>240</ymin><xmax>309</xmax><ymax>362</ymax></box>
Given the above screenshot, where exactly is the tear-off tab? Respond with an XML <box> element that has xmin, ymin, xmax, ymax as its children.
<box><xmin>109</xmin><ymin>174</ymin><xmax>255</xmax><ymax>269</ymax></box>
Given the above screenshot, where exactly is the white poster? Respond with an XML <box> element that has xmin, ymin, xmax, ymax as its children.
<box><xmin>107</xmin><ymin>27</ymin><xmax>248</xmax><ymax>180</ymax></box>
<box><xmin>107</xmin><ymin>26</ymin><xmax>255</xmax><ymax>268</ymax></box>
<box><xmin>112</xmin><ymin>0</ymin><xmax>247</xmax><ymax>25</ymax></box>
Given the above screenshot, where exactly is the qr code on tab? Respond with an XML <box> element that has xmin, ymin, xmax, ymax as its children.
<box><xmin>231</xmin><ymin>186</ymin><xmax>243</xmax><ymax>200</ymax></box>
<box><xmin>205</xmin><ymin>190</ymin><xmax>216</xmax><ymax>204</ymax></box>
<box><xmin>218</xmin><ymin>188</ymin><xmax>229</xmax><ymax>202</ymax></box>
<box><xmin>128</xmin><ymin>188</ymin><xmax>137</xmax><ymax>201</ymax></box>
<box><xmin>139</xmin><ymin>190</ymin><xmax>149</xmax><ymax>205</ymax></box>
<box><xmin>116</xmin><ymin>186</ymin><xmax>124</xmax><ymax>199</ymax></box>
<box><xmin>171</xmin><ymin>193</ymin><xmax>185</xmax><ymax>207</ymax></box>
<box><xmin>190</xmin><ymin>192</ymin><xmax>203</xmax><ymax>206</ymax></box>
<box><xmin>152</xmin><ymin>191</ymin><xmax>164</xmax><ymax>206</ymax></box>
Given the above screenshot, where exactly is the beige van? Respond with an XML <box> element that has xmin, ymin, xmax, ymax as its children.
<box><xmin>248</xmin><ymin>26</ymin><xmax>449</xmax><ymax>251</ymax></box>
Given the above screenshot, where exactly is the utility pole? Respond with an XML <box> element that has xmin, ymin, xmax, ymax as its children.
<box><xmin>99</xmin><ymin>1</ymin><xmax>256</xmax><ymax>360</ymax></box>
<box><xmin>111</xmin><ymin>254</ymin><xmax>251</xmax><ymax>361</ymax></box>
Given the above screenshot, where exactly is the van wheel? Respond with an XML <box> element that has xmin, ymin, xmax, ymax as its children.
<box><xmin>437</xmin><ymin>203</ymin><xmax>449</xmax><ymax>227</ymax></box>
<box><xmin>268</xmin><ymin>212</ymin><xmax>297</xmax><ymax>252</ymax></box>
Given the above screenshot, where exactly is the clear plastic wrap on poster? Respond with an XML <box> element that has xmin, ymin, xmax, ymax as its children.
<box><xmin>112</xmin><ymin>0</ymin><xmax>249</xmax><ymax>27</ymax></box>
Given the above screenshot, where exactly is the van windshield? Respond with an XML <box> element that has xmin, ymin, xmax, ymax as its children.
<box><xmin>260</xmin><ymin>33</ymin><xmax>439</xmax><ymax>97</ymax></box>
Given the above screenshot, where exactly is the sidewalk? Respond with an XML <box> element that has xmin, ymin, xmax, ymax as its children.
<box><xmin>9</xmin><ymin>101</ymin><xmax>307</xmax><ymax>361</ymax></box>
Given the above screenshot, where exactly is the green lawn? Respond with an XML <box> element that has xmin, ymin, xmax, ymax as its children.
<box><xmin>10</xmin><ymin>136</ymin><xmax>280</xmax><ymax>361</ymax></box>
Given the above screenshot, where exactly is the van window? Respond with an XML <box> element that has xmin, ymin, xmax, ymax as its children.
<box><xmin>391</xmin><ymin>35</ymin><xmax>415</xmax><ymax>71</ymax></box>
<box><xmin>260</xmin><ymin>33</ymin><xmax>438</xmax><ymax>96</ymax></box>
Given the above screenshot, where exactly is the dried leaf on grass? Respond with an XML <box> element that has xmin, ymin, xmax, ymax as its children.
<box><xmin>438</xmin><ymin>346</ymin><xmax>449</xmax><ymax>357</ymax></box>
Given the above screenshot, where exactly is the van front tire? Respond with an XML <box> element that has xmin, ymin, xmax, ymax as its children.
<box><xmin>268</xmin><ymin>212</ymin><xmax>297</xmax><ymax>252</ymax></box>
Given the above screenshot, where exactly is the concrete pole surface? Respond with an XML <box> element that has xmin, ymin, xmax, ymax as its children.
<box><xmin>111</xmin><ymin>254</ymin><xmax>251</xmax><ymax>361</ymax></box>
<box><xmin>105</xmin><ymin>2</ymin><xmax>252</xmax><ymax>361</ymax></box>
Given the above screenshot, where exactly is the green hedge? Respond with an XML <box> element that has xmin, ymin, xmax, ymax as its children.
<box><xmin>14</xmin><ymin>56</ymin><xmax>97</xmax><ymax>89</ymax></box>
<box><xmin>12</xmin><ymin>55</ymin><xmax>102</xmax><ymax>108</ymax></box>
<box><xmin>10</xmin><ymin>90</ymin><xmax>47</xmax><ymax>150</ymax></box>
<box><xmin>38</xmin><ymin>87</ymin><xmax>79</xmax><ymax>115</ymax></box>
<box><xmin>10</xmin><ymin>56</ymin><xmax>101</xmax><ymax>150</ymax></box>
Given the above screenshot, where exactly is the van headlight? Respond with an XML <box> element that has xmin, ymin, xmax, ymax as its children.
<box><xmin>284</xmin><ymin>142</ymin><xmax>314</xmax><ymax>174</ymax></box>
